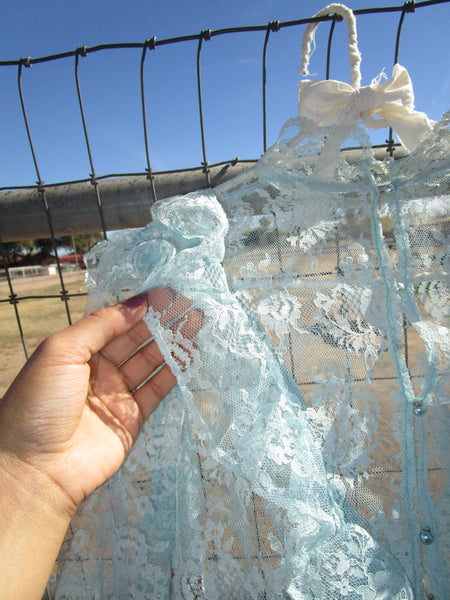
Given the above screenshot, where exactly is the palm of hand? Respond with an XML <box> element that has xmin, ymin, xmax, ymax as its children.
<box><xmin>38</xmin><ymin>353</ymin><xmax>144</xmax><ymax>509</ymax></box>
<box><xmin>0</xmin><ymin>289</ymin><xmax>202</xmax><ymax>512</ymax></box>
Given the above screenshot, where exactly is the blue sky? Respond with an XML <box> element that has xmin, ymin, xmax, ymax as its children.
<box><xmin>0</xmin><ymin>0</ymin><xmax>449</xmax><ymax>188</ymax></box>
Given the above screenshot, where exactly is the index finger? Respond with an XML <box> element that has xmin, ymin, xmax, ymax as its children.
<box><xmin>47</xmin><ymin>288</ymin><xmax>171</xmax><ymax>365</ymax></box>
<box><xmin>100</xmin><ymin>288</ymin><xmax>193</xmax><ymax>367</ymax></box>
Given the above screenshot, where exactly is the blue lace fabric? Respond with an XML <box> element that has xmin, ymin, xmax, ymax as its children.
<box><xmin>51</xmin><ymin>112</ymin><xmax>449</xmax><ymax>599</ymax></box>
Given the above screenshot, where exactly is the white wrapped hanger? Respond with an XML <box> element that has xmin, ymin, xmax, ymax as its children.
<box><xmin>298</xmin><ymin>3</ymin><xmax>434</xmax><ymax>153</ymax></box>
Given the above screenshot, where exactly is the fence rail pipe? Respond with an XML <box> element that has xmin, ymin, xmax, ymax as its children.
<box><xmin>0</xmin><ymin>161</ymin><xmax>255</xmax><ymax>241</ymax></box>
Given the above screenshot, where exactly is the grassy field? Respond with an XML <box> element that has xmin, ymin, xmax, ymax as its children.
<box><xmin>0</xmin><ymin>272</ymin><xmax>87</xmax><ymax>395</ymax></box>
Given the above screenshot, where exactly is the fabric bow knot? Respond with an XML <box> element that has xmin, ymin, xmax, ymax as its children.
<box><xmin>298</xmin><ymin>63</ymin><xmax>434</xmax><ymax>152</ymax></box>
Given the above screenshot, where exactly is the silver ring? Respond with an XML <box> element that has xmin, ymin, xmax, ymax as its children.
<box><xmin>129</xmin><ymin>361</ymin><xmax>166</xmax><ymax>395</ymax></box>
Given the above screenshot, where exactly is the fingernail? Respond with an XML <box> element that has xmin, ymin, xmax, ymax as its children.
<box><xmin>121</xmin><ymin>292</ymin><xmax>148</xmax><ymax>309</ymax></box>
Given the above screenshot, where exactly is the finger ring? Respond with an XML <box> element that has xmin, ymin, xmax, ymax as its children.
<box><xmin>129</xmin><ymin>362</ymin><xmax>166</xmax><ymax>395</ymax></box>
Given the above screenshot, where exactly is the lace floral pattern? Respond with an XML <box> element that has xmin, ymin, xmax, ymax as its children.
<box><xmin>49</xmin><ymin>107</ymin><xmax>449</xmax><ymax>599</ymax></box>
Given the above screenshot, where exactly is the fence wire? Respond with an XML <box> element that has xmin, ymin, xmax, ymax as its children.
<box><xmin>0</xmin><ymin>0</ymin><xmax>448</xmax><ymax>366</ymax></box>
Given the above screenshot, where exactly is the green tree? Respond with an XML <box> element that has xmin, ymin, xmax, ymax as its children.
<box><xmin>69</xmin><ymin>234</ymin><xmax>104</xmax><ymax>254</ymax></box>
<box><xmin>0</xmin><ymin>234</ymin><xmax>103</xmax><ymax>267</ymax></box>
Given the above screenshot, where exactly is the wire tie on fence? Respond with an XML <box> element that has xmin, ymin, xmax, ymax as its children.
<box><xmin>145</xmin><ymin>167</ymin><xmax>155</xmax><ymax>181</ymax></box>
<box><xmin>385</xmin><ymin>136</ymin><xmax>397</xmax><ymax>156</ymax></box>
<box><xmin>144</xmin><ymin>37</ymin><xmax>157</xmax><ymax>50</ymax></box>
<box><xmin>60</xmin><ymin>290</ymin><xmax>69</xmax><ymax>302</ymax></box>
<box><xmin>201</xmin><ymin>160</ymin><xmax>210</xmax><ymax>175</ymax></box>
<box><xmin>8</xmin><ymin>293</ymin><xmax>19</xmax><ymax>306</ymax></box>
<box><xmin>89</xmin><ymin>172</ymin><xmax>98</xmax><ymax>186</ymax></box>
<box><xmin>201</xmin><ymin>29</ymin><xmax>211</xmax><ymax>42</ymax></box>
<box><xmin>37</xmin><ymin>180</ymin><xmax>46</xmax><ymax>193</ymax></box>
<box><xmin>404</xmin><ymin>1</ymin><xmax>415</xmax><ymax>13</ymax></box>
<box><xmin>77</xmin><ymin>45</ymin><xmax>88</xmax><ymax>57</ymax></box>
<box><xmin>269</xmin><ymin>20</ymin><xmax>280</xmax><ymax>32</ymax></box>
<box><xmin>222</xmin><ymin>157</ymin><xmax>239</xmax><ymax>174</ymax></box>
<box><xmin>20</xmin><ymin>56</ymin><xmax>32</xmax><ymax>68</ymax></box>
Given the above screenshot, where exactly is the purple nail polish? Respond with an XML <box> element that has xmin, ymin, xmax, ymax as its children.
<box><xmin>121</xmin><ymin>292</ymin><xmax>148</xmax><ymax>309</ymax></box>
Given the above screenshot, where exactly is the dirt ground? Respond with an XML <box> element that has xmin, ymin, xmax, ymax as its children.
<box><xmin>0</xmin><ymin>271</ymin><xmax>87</xmax><ymax>395</ymax></box>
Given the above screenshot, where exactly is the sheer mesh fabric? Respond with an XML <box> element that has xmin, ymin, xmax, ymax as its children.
<box><xmin>49</xmin><ymin>3</ymin><xmax>448</xmax><ymax>597</ymax></box>
<box><xmin>49</xmin><ymin>110</ymin><xmax>449</xmax><ymax>599</ymax></box>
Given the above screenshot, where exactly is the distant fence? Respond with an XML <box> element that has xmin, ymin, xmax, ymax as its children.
<box><xmin>0</xmin><ymin>263</ymin><xmax>83</xmax><ymax>281</ymax></box>
<box><xmin>0</xmin><ymin>0</ymin><xmax>448</xmax><ymax>360</ymax></box>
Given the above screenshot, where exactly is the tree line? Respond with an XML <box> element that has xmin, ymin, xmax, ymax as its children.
<box><xmin>0</xmin><ymin>234</ymin><xmax>103</xmax><ymax>267</ymax></box>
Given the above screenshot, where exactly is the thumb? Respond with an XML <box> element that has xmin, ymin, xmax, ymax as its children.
<box><xmin>50</xmin><ymin>292</ymin><xmax>151</xmax><ymax>365</ymax></box>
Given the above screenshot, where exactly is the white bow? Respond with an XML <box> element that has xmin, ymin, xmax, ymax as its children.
<box><xmin>298</xmin><ymin>63</ymin><xmax>434</xmax><ymax>152</ymax></box>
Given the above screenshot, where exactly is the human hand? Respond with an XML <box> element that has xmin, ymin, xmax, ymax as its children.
<box><xmin>0</xmin><ymin>287</ymin><xmax>202</xmax><ymax>515</ymax></box>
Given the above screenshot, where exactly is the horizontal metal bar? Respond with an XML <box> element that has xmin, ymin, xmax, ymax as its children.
<box><xmin>0</xmin><ymin>293</ymin><xmax>87</xmax><ymax>303</ymax></box>
<box><xmin>0</xmin><ymin>160</ymin><xmax>255</xmax><ymax>241</ymax></box>
<box><xmin>0</xmin><ymin>144</ymin><xmax>409</xmax><ymax>242</ymax></box>
<box><xmin>1</xmin><ymin>0</ymin><xmax>447</xmax><ymax>67</ymax></box>
<box><xmin>0</xmin><ymin>158</ymin><xmax>255</xmax><ymax>193</ymax></box>
<box><xmin>0</xmin><ymin>144</ymin><xmax>410</xmax><ymax>242</ymax></box>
